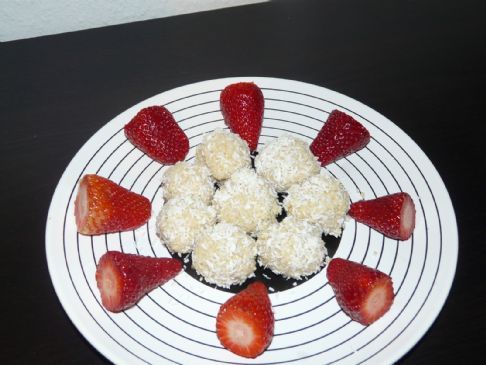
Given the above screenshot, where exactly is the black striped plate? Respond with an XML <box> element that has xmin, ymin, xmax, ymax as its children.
<box><xmin>46</xmin><ymin>77</ymin><xmax>458</xmax><ymax>365</ymax></box>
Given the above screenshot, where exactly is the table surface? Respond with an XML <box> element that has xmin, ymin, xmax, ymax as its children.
<box><xmin>1</xmin><ymin>0</ymin><xmax>484</xmax><ymax>363</ymax></box>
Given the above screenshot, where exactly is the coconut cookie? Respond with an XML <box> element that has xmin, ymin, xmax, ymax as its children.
<box><xmin>257</xmin><ymin>216</ymin><xmax>327</xmax><ymax>280</ymax></box>
<box><xmin>213</xmin><ymin>168</ymin><xmax>281</xmax><ymax>235</ymax></box>
<box><xmin>156</xmin><ymin>196</ymin><xmax>216</xmax><ymax>255</ymax></box>
<box><xmin>161</xmin><ymin>161</ymin><xmax>215</xmax><ymax>204</ymax></box>
<box><xmin>192</xmin><ymin>222</ymin><xmax>257</xmax><ymax>288</ymax></box>
<box><xmin>284</xmin><ymin>170</ymin><xmax>350</xmax><ymax>237</ymax></box>
<box><xmin>255</xmin><ymin>134</ymin><xmax>320</xmax><ymax>192</ymax></box>
<box><xmin>195</xmin><ymin>129</ymin><xmax>251</xmax><ymax>181</ymax></box>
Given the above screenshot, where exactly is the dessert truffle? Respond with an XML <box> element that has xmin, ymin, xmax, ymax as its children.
<box><xmin>192</xmin><ymin>222</ymin><xmax>257</xmax><ymax>288</ymax></box>
<box><xmin>213</xmin><ymin>168</ymin><xmax>281</xmax><ymax>235</ymax></box>
<box><xmin>195</xmin><ymin>129</ymin><xmax>251</xmax><ymax>181</ymax></box>
<box><xmin>156</xmin><ymin>196</ymin><xmax>216</xmax><ymax>255</ymax></box>
<box><xmin>255</xmin><ymin>134</ymin><xmax>320</xmax><ymax>192</ymax></box>
<box><xmin>257</xmin><ymin>216</ymin><xmax>327</xmax><ymax>280</ymax></box>
<box><xmin>162</xmin><ymin>161</ymin><xmax>215</xmax><ymax>204</ymax></box>
<box><xmin>284</xmin><ymin>170</ymin><xmax>350</xmax><ymax>237</ymax></box>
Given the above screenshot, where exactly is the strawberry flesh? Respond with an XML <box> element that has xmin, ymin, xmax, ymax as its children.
<box><xmin>124</xmin><ymin>105</ymin><xmax>189</xmax><ymax>164</ymax></box>
<box><xmin>220</xmin><ymin>82</ymin><xmax>264</xmax><ymax>151</ymax></box>
<box><xmin>216</xmin><ymin>281</ymin><xmax>274</xmax><ymax>358</ymax></box>
<box><xmin>74</xmin><ymin>174</ymin><xmax>151</xmax><ymax>235</ymax></box>
<box><xmin>96</xmin><ymin>251</ymin><xmax>182</xmax><ymax>312</ymax></box>
<box><xmin>326</xmin><ymin>258</ymin><xmax>394</xmax><ymax>325</ymax></box>
<box><xmin>310</xmin><ymin>109</ymin><xmax>370</xmax><ymax>166</ymax></box>
<box><xmin>349</xmin><ymin>192</ymin><xmax>416</xmax><ymax>240</ymax></box>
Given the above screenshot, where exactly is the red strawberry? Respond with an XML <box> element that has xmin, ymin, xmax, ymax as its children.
<box><xmin>310</xmin><ymin>109</ymin><xmax>370</xmax><ymax>166</ymax></box>
<box><xmin>96</xmin><ymin>251</ymin><xmax>182</xmax><ymax>312</ymax></box>
<box><xmin>216</xmin><ymin>281</ymin><xmax>274</xmax><ymax>358</ymax></box>
<box><xmin>220</xmin><ymin>82</ymin><xmax>264</xmax><ymax>151</ymax></box>
<box><xmin>74</xmin><ymin>174</ymin><xmax>151</xmax><ymax>235</ymax></box>
<box><xmin>349</xmin><ymin>192</ymin><xmax>416</xmax><ymax>240</ymax></box>
<box><xmin>327</xmin><ymin>258</ymin><xmax>394</xmax><ymax>325</ymax></box>
<box><xmin>124</xmin><ymin>105</ymin><xmax>189</xmax><ymax>164</ymax></box>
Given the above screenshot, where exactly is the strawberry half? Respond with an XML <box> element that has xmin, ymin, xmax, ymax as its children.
<box><xmin>96</xmin><ymin>251</ymin><xmax>182</xmax><ymax>312</ymax></box>
<box><xmin>327</xmin><ymin>258</ymin><xmax>394</xmax><ymax>325</ymax></box>
<box><xmin>220</xmin><ymin>82</ymin><xmax>264</xmax><ymax>151</ymax></box>
<box><xmin>310</xmin><ymin>109</ymin><xmax>370</xmax><ymax>166</ymax></box>
<box><xmin>216</xmin><ymin>281</ymin><xmax>274</xmax><ymax>358</ymax></box>
<box><xmin>124</xmin><ymin>105</ymin><xmax>189</xmax><ymax>164</ymax></box>
<box><xmin>349</xmin><ymin>192</ymin><xmax>416</xmax><ymax>240</ymax></box>
<box><xmin>74</xmin><ymin>174</ymin><xmax>151</xmax><ymax>235</ymax></box>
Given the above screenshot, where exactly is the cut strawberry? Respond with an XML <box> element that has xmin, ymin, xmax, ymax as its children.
<box><xmin>349</xmin><ymin>192</ymin><xmax>416</xmax><ymax>240</ymax></box>
<box><xmin>124</xmin><ymin>105</ymin><xmax>189</xmax><ymax>164</ymax></box>
<box><xmin>220</xmin><ymin>82</ymin><xmax>264</xmax><ymax>151</ymax></box>
<box><xmin>96</xmin><ymin>251</ymin><xmax>182</xmax><ymax>312</ymax></box>
<box><xmin>216</xmin><ymin>281</ymin><xmax>274</xmax><ymax>358</ymax></box>
<box><xmin>326</xmin><ymin>258</ymin><xmax>394</xmax><ymax>325</ymax></box>
<box><xmin>74</xmin><ymin>174</ymin><xmax>151</xmax><ymax>235</ymax></box>
<box><xmin>310</xmin><ymin>109</ymin><xmax>370</xmax><ymax>166</ymax></box>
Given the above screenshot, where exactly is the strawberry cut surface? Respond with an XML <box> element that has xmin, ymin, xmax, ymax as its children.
<box><xmin>74</xmin><ymin>174</ymin><xmax>151</xmax><ymax>235</ymax></box>
<box><xmin>326</xmin><ymin>258</ymin><xmax>394</xmax><ymax>325</ymax></box>
<box><xmin>310</xmin><ymin>109</ymin><xmax>370</xmax><ymax>166</ymax></box>
<box><xmin>96</xmin><ymin>251</ymin><xmax>182</xmax><ymax>312</ymax></box>
<box><xmin>220</xmin><ymin>82</ymin><xmax>264</xmax><ymax>151</ymax></box>
<box><xmin>349</xmin><ymin>192</ymin><xmax>416</xmax><ymax>240</ymax></box>
<box><xmin>124</xmin><ymin>105</ymin><xmax>189</xmax><ymax>164</ymax></box>
<box><xmin>216</xmin><ymin>281</ymin><xmax>274</xmax><ymax>358</ymax></box>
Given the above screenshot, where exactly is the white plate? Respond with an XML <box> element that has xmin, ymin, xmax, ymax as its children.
<box><xmin>46</xmin><ymin>77</ymin><xmax>458</xmax><ymax>365</ymax></box>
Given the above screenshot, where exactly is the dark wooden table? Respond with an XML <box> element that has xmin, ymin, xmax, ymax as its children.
<box><xmin>1</xmin><ymin>0</ymin><xmax>484</xmax><ymax>363</ymax></box>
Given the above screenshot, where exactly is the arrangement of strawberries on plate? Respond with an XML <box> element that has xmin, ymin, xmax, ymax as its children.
<box><xmin>73</xmin><ymin>81</ymin><xmax>416</xmax><ymax>359</ymax></box>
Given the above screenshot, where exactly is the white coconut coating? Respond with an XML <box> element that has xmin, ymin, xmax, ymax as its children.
<box><xmin>284</xmin><ymin>170</ymin><xmax>350</xmax><ymax>237</ymax></box>
<box><xmin>156</xmin><ymin>196</ymin><xmax>216</xmax><ymax>255</ymax></box>
<box><xmin>255</xmin><ymin>134</ymin><xmax>320</xmax><ymax>192</ymax></box>
<box><xmin>192</xmin><ymin>222</ymin><xmax>257</xmax><ymax>288</ymax></box>
<box><xmin>162</xmin><ymin>161</ymin><xmax>215</xmax><ymax>204</ymax></box>
<box><xmin>257</xmin><ymin>216</ymin><xmax>327</xmax><ymax>280</ymax></box>
<box><xmin>195</xmin><ymin>129</ymin><xmax>251</xmax><ymax>181</ymax></box>
<box><xmin>213</xmin><ymin>168</ymin><xmax>281</xmax><ymax>235</ymax></box>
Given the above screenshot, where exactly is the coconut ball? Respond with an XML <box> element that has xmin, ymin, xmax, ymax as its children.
<box><xmin>284</xmin><ymin>170</ymin><xmax>350</xmax><ymax>237</ymax></box>
<box><xmin>213</xmin><ymin>168</ymin><xmax>281</xmax><ymax>235</ymax></box>
<box><xmin>255</xmin><ymin>134</ymin><xmax>320</xmax><ymax>192</ymax></box>
<box><xmin>195</xmin><ymin>129</ymin><xmax>251</xmax><ymax>181</ymax></box>
<box><xmin>257</xmin><ymin>216</ymin><xmax>327</xmax><ymax>280</ymax></box>
<box><xmin>161</xmin><ymin>161</ymin><xmax>215</xmax><ymax>204</ymax></box>
<box><xmin>192</xmin><ymin>222</ymin><xmax>257</xmax><ymax>288</ymax></box>
<box><xmin>156</xmin><ymin>196</ymin><xmax>216</xmax><ymax>255</ymax></box>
